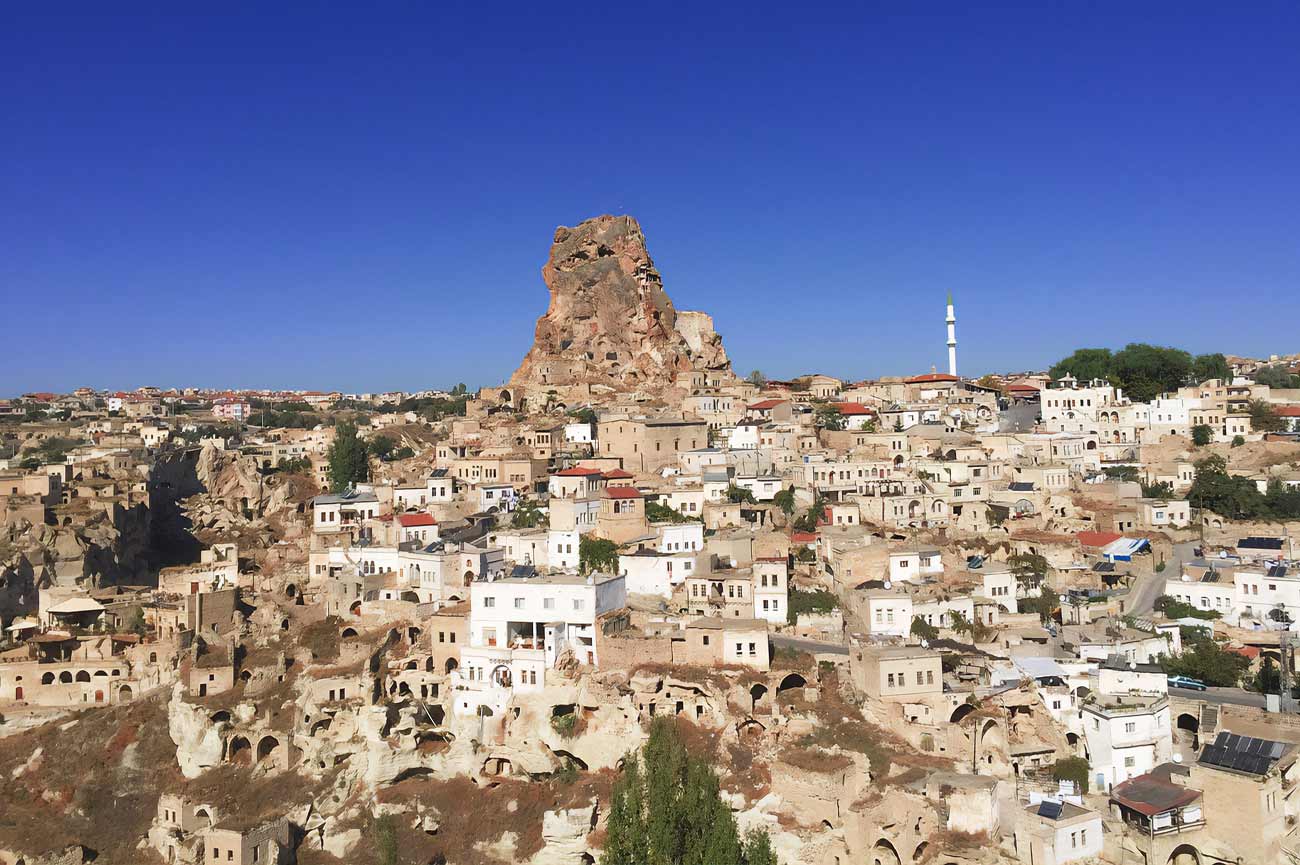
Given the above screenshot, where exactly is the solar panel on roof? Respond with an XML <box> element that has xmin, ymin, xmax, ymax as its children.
<box><xmin>1038</xmin><ymin>800</ymin><xmax>1063</xmax><ymax>820</ymax></box>
<box><xmin>1269</xmin><ymin>565</ymin><xmax>1288</xmax><ymax>578</ymax></box>
<box><xmin>1270</xmin><ymin>741</ymin><xmax>1286</xmax><ymax>758</ymax></box>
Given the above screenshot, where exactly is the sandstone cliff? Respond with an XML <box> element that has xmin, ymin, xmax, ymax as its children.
<box><xmin>508</xmin><ymin>215</ymin><xmax>731</xmax><ymax>402</ymax></box>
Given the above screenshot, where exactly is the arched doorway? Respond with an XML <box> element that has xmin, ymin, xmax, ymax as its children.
<box><xmin>950</xmin><ymin>703</ymin><xmax>975</xmax><ymax>724</ymax></box>
<box><xmin>749</xmin><ymin>683</ymin><xmax>768</xmax><ymax>713</ymax></box>
<box><xmin>227</xmin><ymin>736</ymin><xmax>252</xmax><ymax>765</ymax></box>
<box><xmin>871</xmin><ymin>838</ymin><xmax>902</xmax><ymax>865</ymax></box>
<box><xmin>1167</xmin><ymin>844</ymin><xmax>1200</xmax><ymax>865</ymax></box>
<box><xmin>1176</xmin><ymin>713</ymin><xmax>1200</xmax><ymax>749</ymax></box>
<box><xmin>256</xmin><ymin>735</ymin><xmax>280</xmax><ymax>764</ymax></box>
<box><xmin>445</xmin><ymin>657</ymin><xmax>459</xmax><ymax>674</ymax></box>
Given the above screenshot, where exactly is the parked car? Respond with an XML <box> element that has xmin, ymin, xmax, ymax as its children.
<box><xmin>1167</xmin><ymin>675</ymin><xmax>1207</xmax><ymax>691</ymax></box>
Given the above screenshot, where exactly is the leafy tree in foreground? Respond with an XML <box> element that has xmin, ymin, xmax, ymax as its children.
<box><xmin>602</xmin><ymin>718</ymin><xmax>778</xmax><ymax>865</ymax></box>
<box><xmin>1161</xmin><ymin>637</ymin><xmax>1250</xmax><ymax>687</ymax></box>
<box><xmin>1248</xmin><ymin>399</ymin><xmax>1285</xmax><ymax>433</ymax></box>
<box><xmin>772</xmin><ymin>487</ymin><xmax>797</xmax><ymax>517</ymax></box>
<box><xmin>1191</xmin><ymin>424</ymin><xmax>1212</xmax><ymax>446</ymax></box>
<box><xmin>327</xmin><ymin>420</ymin><xmax>370</xmax><ymax>492</ymax></box>
<box><xmin>579</xmin><ymin>536</ymin><xmax>619</xmax><ymax>574</ymax></box>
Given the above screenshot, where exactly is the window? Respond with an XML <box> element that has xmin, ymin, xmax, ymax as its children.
<box><xmin>1080</xmin><ymin>829</ymin><xmax>1087</xmax><ymax>846</ymax></box>
<box><xmin>573</xmin><ymin>599</ymin><xmax>585</xmax><ymax>610</ymax></box>
<box><xmin>514</xmin><ymin>597</ymin><xmax>525</xmax><ymax>609</ymax></box>
<box><xmin>1071</xmin><ymin>832</ymin><xmax>1078</xmax><ymax>849</ymax></box>
<box><xmin>887</xmin><ymin>673</ymin><xmax>895</xmax><ymax>687</ymax></box>
<box><xmin>543</xmin><ymin>598</ymin><xmax>555</xmax><ymax>610</ymax></box>
<box><xmin>1124</xmin><ymin>756</ymin><xmax>1135</xmax><ymax>768</ymax></box>
<box><xmin>926</xmin><ymin>670</ymin><xmax>934</xmax><ymax>685</ymax></box>
<box><xmin>1125</xmin><ymin>722</ymin><xmax>1136</xmax><ymax>734</ymax></box>
<box><xmin>748</xmin><ymin>642</ymin><xmax>756</xmax><ymax>656</ymax></box>
<box><xmin>484</xmin><ymin>597</ymin><xmax>495</xmax><ymax>608</ymax></box>
<box><xmin>702</xmin><ymin>635</ymin><xmax>709</xmax><ymax>646</ymax></box>
<box><xmin>916</xmin><ymin>671</ymin><xmax>924</xmax><ymax>685</ymax></box>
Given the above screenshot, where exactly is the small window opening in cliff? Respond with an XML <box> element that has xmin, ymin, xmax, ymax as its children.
<box><xmin>596</xmin><ymin>244</ymin><xmax>613</xmax><ymax>257</ymax></box>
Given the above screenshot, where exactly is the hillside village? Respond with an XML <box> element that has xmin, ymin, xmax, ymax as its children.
<box><xmin>5</xmin><ymin>215</ymin><xmax>1300</xmax><ymax>865</ymax></box>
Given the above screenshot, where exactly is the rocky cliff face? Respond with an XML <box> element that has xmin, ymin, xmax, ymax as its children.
<box><xmin>508</xmin><ymin>215</ymin><xmax>731</xmax><ymax>401</ymax></box>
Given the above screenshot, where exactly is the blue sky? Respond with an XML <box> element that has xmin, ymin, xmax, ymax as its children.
<box><xmin>4</xmin><ymin>3</ymin><xmax>1299</xmax><ymax>394</ymax></box>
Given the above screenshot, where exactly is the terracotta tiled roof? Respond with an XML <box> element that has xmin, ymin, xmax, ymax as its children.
<box><xmin>905</xmin><ymin>373</ymin><xmax>960</xmax><ymax>384</ymax></box>
<box><xmin>747</xmin><ymin>399</ymin><xmax>786</xmax><ymax>410</ymax></box>
<box><xmin>605</xmin><ymin>486</ymin><xmax>643</xmax><ymax>499</ymax></box>
<box><xmin>398</xmin><ymin>513</ymin><xmax>437</xmax><ymax>527</ymax></box>
<box><xmin>1076</xmin><ymin>531</ymin><xmax>1123</xmax><ymax>548</ymax></box>
<box><xmin>832</xmin><ymin>402</ymin><xmax>874</xmax><ymax>416</ymax></box>
<box><xmin>554</xmin><ymin>466</ymin><xmax>604</xmax><ymax>477</ymax></box>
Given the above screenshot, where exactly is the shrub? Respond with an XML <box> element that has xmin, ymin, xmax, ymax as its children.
<box><xmin>1052</xmin><ymin>756</ymin><xmax>1091</xmax><ymax>794</ymax></box>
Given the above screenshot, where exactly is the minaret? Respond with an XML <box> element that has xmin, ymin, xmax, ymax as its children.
<box><xmin>946</xmin><ymin>292</ymin><xmax>957</xmax><ymax>377</ymax></box>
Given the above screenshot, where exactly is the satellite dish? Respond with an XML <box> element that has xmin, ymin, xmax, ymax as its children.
<box><xmin>1130</xmin><ymin>661</ymin><xmax>1137</xmax><ymax>671</ymax></box>
<box><xmin>1172</xmin><ymin>753</ymin><xmax>1183</xmax><ymax>763</ymax></box>
<box><xmin>883</xmin><ymin>580</ymin><xmax>893</xmax><ymax>590</ymax></box>
<box><xmin>1181</xmin><ymin>575</ymin><xmax>1190</xmax><ymax>582</ymax></box>
<box><xmin>1219</xmin><ymin>551</ymin><xmax>1228</xmax><ymax>559</ymax></box>
<box><xmin>921</xmin><ymin>640</ymin><xmax>930</xmax><ymax>649</ymax></box>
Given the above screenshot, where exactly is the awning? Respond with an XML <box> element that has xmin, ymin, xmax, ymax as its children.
<box><xmin>1102</xmin><ymin>537</ymin><xmax>1150</xmax><ymax>562</ymax></box>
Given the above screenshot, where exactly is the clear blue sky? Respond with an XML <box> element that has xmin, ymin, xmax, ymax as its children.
<box><xmin>5</xmin><ymin>3</ymin><xmax>1299</xmax><ymax>395</ymax></box>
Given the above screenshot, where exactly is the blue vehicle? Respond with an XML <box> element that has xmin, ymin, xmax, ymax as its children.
<box><xmin>1167</xmin><ymin>675</ymin><xmax>1207</xmax><ymax>691</ymax></box>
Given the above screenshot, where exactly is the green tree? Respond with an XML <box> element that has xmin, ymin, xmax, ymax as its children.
<box><xmin>580</xmin><ymin>536</ymin><xmax>619</xmax><ymax>574</ymax></box>
<box><xmin>786</xmin><ymin>587</ymin><xmax>839</xmax><ymax>625</ymax></box>
<box><xmin>1248</xmin><ymin>399</ymin><xmax>1285</xmax><ymax>433</ymax></box>
<box><xmin>772</xmin><ymin>488</ymin><xmax>797</xmax><ymax>517</ymax></box>
<box><xmin>601</xmin><ymin>718</ymin><xmax>777</xmax><ymax>865</ymax></box>
<box><xmin>368</xmin><ymin>435</ymin><xmax>397</xmax><ymax>460</ymax></box>
<box><xmin>1140</xmin><ymin>480</ymin><xmax>1175</xmax><ymax>499</ymax></box>
<box><xmin>1008</xmin><ymin>552</ymin><xmax>1049</xmax><ymax>586</ymax></box>
<box><xmin>451</xmin><ymin>383</ymin><xmax>468</xmax><ymax>396</ymax></box>
<box><xmin>646</xmin><ymin>501</ymin><xmax>699</xmax><ymax>524</ymax></box>
<box><xmin>1020</xmin><ymin>591</ymin><xmax>1058</xmax><ymax>624</ymax></box>
<box><xmin>815</xmin><ymin>404</ymin><xmax>845</xmax><ymax>431</ymax></box>
<box><xmin>372</xmin><ymin>813</ymin><xmax>399</xmax><ymax>865</ymax></box>
<box><xmin>1102</xmin><ymin>465</ymin><xmax>1139</xmax><ymax>482</ymax></box>
<box><xmin>1231</xmin><ymin>435</ymin><xmax>1246</xmax><ymax>448</ymax></box>
<box><xmin>1191</xmin><ymin>353</ymin><xmax>1231</xmax><ymax>384</ymax></box>
<box><xmin>725</xmin><ymin>484</ymin><xmax>756</xmax><ymax>504</ymax></box>
<box><xmin>910</xmin><ymin>616</ymin><xmax>938</xmax><ymax>641</ymax></box>
<box><xmin>1110</xmin><ymin>343</ymin><xmax>1193</xmax><ymax>402</ymax></box>
<box><xmin>327</xmin><ymin>420</ymin><xmax>371</xmax><ymax>492</ymax></box>
<box><xmin>746</xmin><ymin>370</ymin><xmax>766</xmax><ymax>386</ymax></box>
<box><xmin>1162</xmin><ymin>637</ymin><xmax>1251</xmax><ymax>687</ymax></box>
<box><xmin>276</xmin><ymin>456</ymin><xmax>311</xmax><ymax>474</ymax></box>
<box><xmin>1191</xmin><ymin>424</ymin><xmax>1213</xmax><ymax>446</ymax></box>
<box><xmin>1052</xmin><ymin>756</ymin><xmax>1091</xmax><ymax>794</ymax></box>
<box><xmin>568</xmin><ymin>407</ymin><xmax>598</xmax><ymax>425</ymax></box>
<box><xmin>1254</xmin><ymin>365</ymin><xmax>1300</xmax><ymax>389</ymax></box>
<box><xmin>1049</xmin><ymin>348</ymin><xmax>1113</xmax><ymax>384</ymax></box>
<box><xmin>512</xmin><ymin>499</ymin><xmax>548</xmax><ymax>529</ymax></box>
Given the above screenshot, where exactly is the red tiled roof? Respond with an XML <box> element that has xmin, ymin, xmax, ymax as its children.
<box><xmin>603</xmin><ymin>469</ymin><xmax>634</xmax><ymax>479</ymax></box>
<box><xmin>554</xmin><ymin>466</ymin><xmax>604</xmax><ymax>477</ymax></box>
<box><xmin>1227</xmin><ymin>645</ymin><xmax>1261</xmax><ymax>660</ymax></box>
<box><xmin>398</xmin><ymin>513</ymin><xmax>437</xmax><ymax>527</ymax></box>
<box><xmin>790</xmin><ymin>531</ymin><xmax>818</xmax><ymax>544</ymax></box>
<box><xmin>1008</xmin><ymin>383</ymin><xmax>1041</xmax><ymax>392</ymax></box>
<box><xmin>1076</xmin><ymin>531</ymin><xmax>1123</xmax><ymax>548</ymax></box>
<box><xmin>833</xmin><ymin>402</ymin><xmax>874</xmax><ymax>416</ymax></box>
<box><xmin>747</xmin><ymin>399</ymin><xmax>786</xmax><ymax>410</ymax></box>
<box><xmin>905</xmin><ymin>373</ymin><xmax>960</xmax><ymax>384</ymax></box>
<box><xmin>1274</xmin><ymin>406</ymin><xmax>1300</xmax><ymax>417</ymax></box>
<box><xmin>605</xmin><ymin>486</ymin><xmax>643</xmax><ymax>499</ymax></box>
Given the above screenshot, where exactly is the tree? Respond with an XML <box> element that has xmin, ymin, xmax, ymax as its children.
<box><xmin>1052</xmin><ymin>756</ymin><xmax>1091</xmax><ymax>794</ymax></box>
<box><xmin>1248</xmin><ymin>399</ymin><xmax>1285</xmax><ymax>433</ymax></box>
<box><xmin>372</xmin><ymin>813</ymin><xmax>399</xmax><ymax>865</ymax></box>
<box><xmin>974</xmin><ymin>374</ymin><xmax>1002</xmax><ymax>392</ymax></box>
<box><xmin>786</xmin><ymin>587</ymin><xmax>839</xmax><ymax>625</ymax></box>
<box><xmin>327</xmin><ymin>420</ymin><xmax>370</xmax><ymax>492</ymax></box>
<box><xmin>772</xmin><ymin>488</ymin><xmax>797</xmax><ymax>517</ymax></box>
<box><xmin>568</xmin><ymin>407</ymin><xmax>597</xmax><ymax>425</ymax></box>
<box><xmin>450</xmin><ymin>383</ymin><xmax>468</xmax><ymax>396</ymax></box>
<box><xmin>725</xmin><ymin>484</ymin><xmax>756</xmax><ymax>504</ymax></box>
<box><xmin>1140</xmin><ymin>480</ymin><xmax>1175</xmax><ymax>499</ymax></box>
<box><xmin>394</xmin><ymin>446</ymin><xmax>415</xmax><ymax>460</ymax></box>
<box><xmin>1231</xmin><ymin>435</ymin><xmax>1246</xmax><ymax>448</ymax></box>
<box><xmin>579</xmin><ymin>536</ymin><xmax>619</xmax><ymax>574</ymax></box>
<box><xmin>601</xmin><ymin>718</ymin><xmax>778</xmax><ymax>865</ymax></box>
<box><xmin>1102</xmin><ymin>465</ymin><xmax>1139</xmax><ymax>482</ymax></box>
<box><xmin>1191</xmin><ymin>353</ymin><xmax>1231</xmax><ymax>384</ymax></box>
<box><xmin>746</xmin><ymin>370</ymin><xmax>766</xmax><ymax>386</ymax></box>
<box><xmin>1020</xmin><ymin>591</ymin><xmax>1058</xmax><ymax>624</ymax></box>
<box><xmin>815</xmin><ymin>405</ymin><xmax>844</xmax><ymax>431</ymax></box>
<box><xmin>277</xmin><ymin>456</ymin><xmax>311</xmax><ymax>474</ymax></box>
<box><xmin>1191</xmin><ymin>424</ymin><xmax>1213</xmax><ymax>446</ymax></box>
<box><xmin>646</xmin><ymin>501</ymin><xmax>699</xmax><ymax>524</ymax></box>
<box><xmin>1254</xmin><ymin>365</ymin><xmax>1300</xmax><ymax>389</ymax></box>
<box><xmin>1162</xmin><ymin>637</ymin><xmax>1251</xmax><ymax>687</ymax></box>
<box><xmin>513</xmin><ymin>499</ymin><xmax>548</xmax><ymax>529</ymax></box>
<box><xmin>1049</xmin><ymin>348</ymin><xmax>1113</xmax><ymax>384</ymax></box>
<box><xmin>910</xmin><ymin>616</ymin><xmax>938</xmax><ymax>641</ymax></box>
<box><xmin>367</xmin><ymin>435</ymin><xmax>397</xmax><ymax>460</ymax></box>
<box><xmin>1008</xmin><ymin>552</ymin><xmax>1049</xmax><ymax>586</ymax></box>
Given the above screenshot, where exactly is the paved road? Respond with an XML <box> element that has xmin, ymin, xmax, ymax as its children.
<box><xmin>771</xmin><ymin>634</ymin><xmax>849</xmax><ymax>656</ymax></box>
<box><xmin>1169</xmin><ymin>685</ymin><xmax>1268</xmax><ymax>708</ymax></box>
<box><xmin>1129</xmin><ymin>541</ymin><xmax>1198</xmax><ymax>616</ymax></box>
<box><xmin>998</xmin><ymin>401</ymin><xmax>1039</xmax><ymax>434</ymax></box>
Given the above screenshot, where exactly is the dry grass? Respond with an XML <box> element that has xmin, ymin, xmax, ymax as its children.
<box><xmin>368</xmin><ymin>770</ymin><xmax>614</xmax><ymax>865</ymax></box>
<box><xmin>778</xmin><ymin>746</ymin><xmax>853</xmax><ymax>774</ymax></box>
<box><xmin>0</xmin><ymin>696</ymin><xmax>178</xmax><ymax>862</ymax></box>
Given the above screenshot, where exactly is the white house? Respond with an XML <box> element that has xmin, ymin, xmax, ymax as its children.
<box><xmin>454</xmin><ymin>573</ymin><xmax>626</xmax><ymax>716</ymax></box>
<box><xmin>889</xmin><ymin>549</ymin><xmax>943</xmax><ymax>583</ymax></box>
<box><xmin>1081</xmin><ymin>694</ymin><xmax>1172</xmax><ymax>791</ymax></box>
<box><xmin>752</xmin><ymin>558</ymin><xmax>788</xmax><ymax>624</ymax></box>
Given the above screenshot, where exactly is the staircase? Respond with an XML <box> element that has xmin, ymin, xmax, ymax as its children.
<box><xmin>1199</xmin><ymin>703</ymin><xmax>1219</xmax><ymax>741</ymax></box>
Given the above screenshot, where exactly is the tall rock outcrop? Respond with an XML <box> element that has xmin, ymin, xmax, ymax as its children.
<box><xmin>508</xmin><ymin>215</ymin><xmax>731</xmax><ymax>402</ymax></box>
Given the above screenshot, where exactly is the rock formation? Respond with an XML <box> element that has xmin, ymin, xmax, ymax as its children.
<box><xmin>508</xmin><ymin>215</ymin><xmax>732</xmax><ymax>403</ymax></box>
